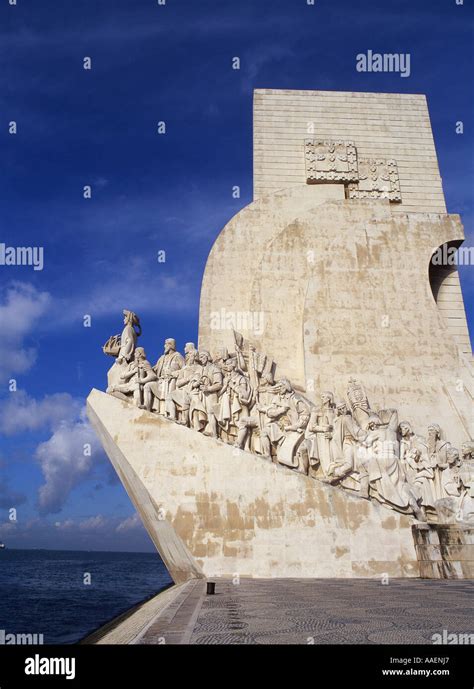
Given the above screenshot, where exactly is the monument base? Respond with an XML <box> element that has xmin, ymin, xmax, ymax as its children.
<box><xmin>412</xmin><ymin>523</ymin><xmax>474</xmax><ymax>579</ymax></box>
<box><xmin>87</xmin><ymin>389</ymin><xmax>424</xmax><ymax>581</ymax></box>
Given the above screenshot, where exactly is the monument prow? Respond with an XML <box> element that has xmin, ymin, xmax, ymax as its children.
<box><xmin>87</xmin><ymin>388</ymin><xmax>419</xmax><ymax>580</ymax></box>
<box><xmin>87</xmin><ymin>390</ymin><xmax>204</xmax><ymax>584</ymax></box>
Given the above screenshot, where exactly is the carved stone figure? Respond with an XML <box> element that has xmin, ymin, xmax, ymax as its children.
<box><xmin>427</xmin><ymin>423</ymin><xmax>450</xmax><ymax>467</ymax></box>
<box><xmin>184</xmin><ymin>342</ymin><xmax>197</xmax><ymax>357</ymax></box>
<box><xmin>346</xmin><ymin>377</ymin><xmax>371</xmax><ymax>428</ymax></box>
<box><xmin>190</xmin><ymin>350</ymin><xmax>223</xmax><ymax>437</ymax></box>
<box><xmin>326</xmin><ymin>401</ymin><xmax>367</xmax><ymax>482</ymax></box>
<box><xmin>107</xmin><ymin>347</ymin><xmax>156</xmax><ymax>409</ymax></box>
<box><xmin>117</xmin><ymin>310</ymin><xmax>142</xmax><ymax>364</ymax></box>
<box><xmin>459</xmin><ymin>453</ymin><xmax>474</xmax><ymax>498</ymax></box>
<box><xmin>214</xmin><ymin>347</ymin><xmax>230</xmax><ymax>371</ymax></box>
<box><xmin>235</xmin><ymin>372</ymin><xmax>274</xmax><ymax>452</ymax></box>
<box><xmin>441</xmin><ymin>447</ymin><xmax>462</xmax><ymax>497</ymax></box>
<box><xmin>360</xmin><ymin>409</ymin><xmax>426</xmax><ymax>520</ymax></box>
<box><xmin>402</xmin><ymin>448</ymin><xmax>436</xmax><ymax>509</ymax></box>
<box><xmin>306</xmin><ymin>391</ymin><xmax>335</xmax><ymax>476</ymax></box>
<box><xmin>426</xmin><ymin>423</ymin><xmax>451</xmax><ymax>500</ymax></box>
<box><xmin>259</xmin><ymin>378</ymin><xmax>311</xmax><ymax>474</ymax></box>
<box><xmin>144</xmin><ymin>338</ymin><xmax>184</xmax><ymax>414</ymax></box>
<box><xmin>233</xmin><ymin>330</ymin><xmax>276</xmax><ymax>385</ymax></box>
<box><xmin>166</xmin><ymin>343</ymin><xmax>200</xmax><ymax>425</ymax></box>
<box><xmin>215</xmin><ymin>357</ymin><xmax>253</xmax><ymax>443</ymax></box>
<box><xmin>399</xmin><ymin>421</ymin><xmax>429</xmax><ymax>461</ymax></box>
<box><xmin>435</xmin><ymin>449</ymin><xmax>474</xmax><ymax>524</ymax></box>
<box><xmin>103</xmin><ymin>309</ymin><xmax>142</xmax><ymax>390</ymax></box>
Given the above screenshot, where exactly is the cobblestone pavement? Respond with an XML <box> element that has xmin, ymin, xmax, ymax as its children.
<box><xmin>137</xmin><ymin>578</ymin><xmax>473</xmax><ymax>645</ymax></box>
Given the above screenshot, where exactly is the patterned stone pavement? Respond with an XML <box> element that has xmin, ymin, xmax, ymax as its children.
<box><xmin>137</xmin><ymin>578</ymin><xmax>473</xmax><ymax>645</ymax></box>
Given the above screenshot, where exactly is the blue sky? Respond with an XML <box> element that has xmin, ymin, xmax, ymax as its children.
<box><xmin>0</xmin><ymin>0</ymin><xmax>472</xmax><ymax>552</ymax></box>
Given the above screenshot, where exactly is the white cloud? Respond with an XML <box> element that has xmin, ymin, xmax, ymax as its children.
<box><xmin>35</xmin><ymin>408</ymin><xmax>105</xmax><ymax>515</ymax></box>
<box><xmin>54</xmin><ymin>519</ymin><xmax>74</xmax><ymax>530</ymax></box>
<box><xmin>0</xmin><ymin>282</ymin><xmax>51</xmax><ymax>383</ymax></box>
<box><xmin>0</xmin><ymin>515</ymin><xmax>153</xmax><ymax>552</ymax></box>
<box><xmin>116</xmin><ymin>513</ymin><xmax>142</xmax><ymax>533</ymax></box>
<box><xmin>0</xmin><ymin>389</ymin><xmax>109</xmax><ymax>515</ymax></box>
<box><xmin>78</xmin><ymin>515</ymin><xmax>107</xmax><ymax>531</ymax></box>
<box><xmin>0</xmin><ymin>390</ymin><xmax>81</xmax><ymax>435</ymax></box>
<box><xmin>53</xmin><ymin>515</ymin><xmax>110</xmax><ymax>532</ymax></box>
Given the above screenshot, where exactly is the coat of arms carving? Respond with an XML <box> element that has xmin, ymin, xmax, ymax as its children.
<box><xmin>348</xmin><ymin>158</ymin><xmax>402</xmax><ymax>202</ymax></box>
<box><xmin>305</xmin><ymin>139</ymin><xmax>358</xmax><ymax>183</ymax></box>
<box><xmin>304</xmin><ymin>139</ymin><xmax>402</xmax><ymax>203</ymax></box>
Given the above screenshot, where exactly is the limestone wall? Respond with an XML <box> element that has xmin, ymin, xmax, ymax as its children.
<box><xmin>87</xmin><ymin>389</ymin><xmax>419</xmax><ymax>581</ymax></box>
<box><xmin>412</xmin><ymin>523</ymin><xmax>473</xmax><ymax>579</ymax></box>
<box><xmin>430</xmin><ymin>263</ymin><xmax>472</xmax><ymax>359</ymax></box>
<box><xmin>251</xmin><ymin>89</ymin><xmax>472</xmax><ymax>360</ymax></box>
<box><xmin>199</xmin><ymin>188</ymin><xmax>472</xmax><ymax>443</ymax></box>
<box><xmin>253</xmin><ymin>89</ymin><xmax>446</xmax><ymax>215</ymax></box>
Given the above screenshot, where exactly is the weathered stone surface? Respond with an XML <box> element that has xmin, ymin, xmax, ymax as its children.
<box><xmin>199</xmin><ymin>188</ymin><xmax>472</xmax><ymax>442</ymax></box>
<box><xmin>239</xmin><ymin>88</ymin><xmax>472</xmax><ymax>366</ymax></box>
<box><xmin>87</xmin><ymin>388</ymin><xmax>419</xmax><ymax>581</ymax></box>
<box><xmin>87</xmin><ymin>393</ymin><xmax>204</xmax><ymax>584</ymax></box>
<box><xmin>412</xmin><ymin>523</ymin><xmax>473</xmax><ymax>579</ymax></box>
<box><xmin>253</xmin><ymin>89</ymin><xmax>446</xmax><ymax>215</ymax></box>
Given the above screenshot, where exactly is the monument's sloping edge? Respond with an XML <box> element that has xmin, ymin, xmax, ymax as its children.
<box><xmin>87</xmin><ymin>391</ymin><xmax>205</xmax><ymax>584</ymax></box>
<box><xmin>81</xmin><ymin>581</ymin><xmax>193</xmax><ymax>645</ymax></box>
<box><xmin>86</xmin><ymin>389</ymin><xmax>420</xmax><ymax>579</ymax></box>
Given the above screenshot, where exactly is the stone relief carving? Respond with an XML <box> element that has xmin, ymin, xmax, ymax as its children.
<box><xmin>106</xmin><ymin>346</ymin><xmax>155</xmax><ymax>409</ymax></box>
<box><xmin>166</xmin><ymin>342</ymin><xmax>199</xmax><ymax>426</ymax></box>
<box><xmin>102</xmin><ymin>309</ymin><xmax>142</xmax><ymax>361</ymax></box>
<box><xmin>144</xmin><ymin>338</ymin><xmax>184</xmax><ymax>414</ymax></box>
<box><xmin>348</xmin><ymin>158</ymin><xmax>402</xmax><ymax>202</ymax></box>
<box><xmin>305</xmin><ymin>139</ymin><xmax>358</xmax><ymax>183</ymax></box>
<box><xmin>103</xmin><ymin>309</ymin><xmax>142</xmax><ymax>390</ymax></box>
<box><xmin>102</xmin><ymin>312</ymin><xmax>473</xmax><ymax>525</ymax></box>
<box><xmin>304</xmin><ymin>139</ymin><xmax>402</xmax><ymax>203</ymax></box>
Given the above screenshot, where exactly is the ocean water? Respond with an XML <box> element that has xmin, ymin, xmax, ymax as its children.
<box><xmin>0</xmin><ymin>549</ymin><xmax>172</xmax><ymax>644</ymax></box>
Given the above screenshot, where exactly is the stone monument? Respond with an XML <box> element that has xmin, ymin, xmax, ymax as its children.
<box><xmin>88</xmin><ymin>90</ymin><xmax>473</xmax><ymax>582</ymax></box>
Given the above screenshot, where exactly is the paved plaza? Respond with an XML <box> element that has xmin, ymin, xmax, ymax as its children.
<box><xmin>133</xmin><ymin>578</ymin><xmax>473</xmax><ymax>645</ymax></box>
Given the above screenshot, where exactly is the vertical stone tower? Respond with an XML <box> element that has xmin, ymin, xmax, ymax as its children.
<box><xmin>199</xmin><ymin>89</ymin><xmax>473</xmax><ymax>442</ymax></box>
